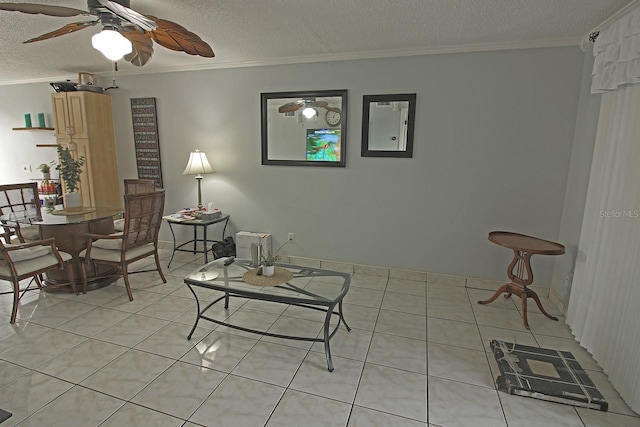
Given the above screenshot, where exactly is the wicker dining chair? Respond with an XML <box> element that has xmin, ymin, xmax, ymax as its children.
<box><xmin>114</xmin><ymin>179</ymin><xmax>159</xmax><ymax>232</ymax></box>
<box><xmin>0</xmin><ymin>237</ymin><xmax>76</xmax><ymax>323</ymax></box>
<box><xmin>0</xmin><ymin>183</ymin><xmax>42</xmax><ymax>243</ymax></box>
<box><xmin>80</xmin><ymin>190</ymin><xmax>166</xmax><ymax>299</ymax></box>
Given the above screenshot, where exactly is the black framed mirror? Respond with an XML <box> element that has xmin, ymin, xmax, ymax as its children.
<box><xmin>261</xmin><ymin>89</ymin><xmax>347</xmax><ymax>167</ymax></box>
<box><xmin>361</xmin><ymin>93</ymin><xmax>416</xmax><ymax>158</ymax></box>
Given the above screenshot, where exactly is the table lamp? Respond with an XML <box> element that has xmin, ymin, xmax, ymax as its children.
<box><xmin>182</xmin><ymin>149</ymin><xmax>215</xmax><ymax>209</ymax></box>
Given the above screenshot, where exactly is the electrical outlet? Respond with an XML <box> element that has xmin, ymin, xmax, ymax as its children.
<box><xmin>288</xmin><ymin>232</ymin><xmax>295</xmax><ymax>242</ymax></box>
<box><xmin>22</xmin><ymin>164</ymin><xmax>31</xmax><ymax>172</ymax></box>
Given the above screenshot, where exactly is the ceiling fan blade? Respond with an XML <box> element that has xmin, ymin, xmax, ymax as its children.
<box><xmin>312</xmin><ymin>101</ymin><xmax>329</xmax><ymax>108</ymax></box>
<box><xmin>0</xmin><ymin>3</ymin><xmax>89</xmax><ymax>17</ymax></box>
<box><xmin>122</xmin><ymin>30</ymin><xmax>154</xmax><ymax>67</ymax></box>
<box><xmin>146</xmin><ymin>15</ymin><xmax>214</xmax><ymax>58</ymax></box>
<box><xmin>278</xmin><ymin>102</ymin><xmax>303</xmax><ymax>113</ymax></box>
<box><xmin>96</xmin><ymin>0</ymin><xmax>156</xmax><ymax>31</ymax></box>
<box><xmin>24</xmin><ymin>20</ymin><xmax>98</xmax><ymax>43</ymax></box>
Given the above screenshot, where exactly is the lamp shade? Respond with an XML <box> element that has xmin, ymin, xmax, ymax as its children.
<box><xmin>92</xmin><ymin>28</ymin><xmax>132</xmax><ymax>61</ymax></box>
<box><xmin>183</xmin><ymin>149</ymin><xmax>215</xmax><ymax>176</ymax></box>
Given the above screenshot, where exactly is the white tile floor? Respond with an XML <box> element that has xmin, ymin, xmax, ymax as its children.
<box><xmin>1</xmin><ymin>249</ymin><xmax>639</xmax><ymax>426</ymax></box>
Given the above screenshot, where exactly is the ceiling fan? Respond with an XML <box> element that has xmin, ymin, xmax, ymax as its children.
<box><xmin>0</xmin><ymin>0</ymin><xmax>214</xmax><ymax>66</ymax></box>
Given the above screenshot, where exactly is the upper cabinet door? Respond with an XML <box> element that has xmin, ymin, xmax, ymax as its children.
<box><xmin>51</xmin><ymin>92</ymin><xmax>89</xmax><ymax>139</ymax></box>
<box><xmin>66</xmin><ymin>92</ymin><xmax>88</xmax><ymax>138</ymax></box>
<box><xmin>51</xmin><ymin>93</ymin><xmax>69</xmax><ymax>139</ymax></box>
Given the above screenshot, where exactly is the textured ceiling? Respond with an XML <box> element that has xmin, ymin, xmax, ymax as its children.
<box><xmin>0</xmin><ymin>0</ymin><xmax>635</xmax><ymax>85</ymax></box>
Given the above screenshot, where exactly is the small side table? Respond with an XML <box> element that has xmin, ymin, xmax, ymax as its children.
<box><xmin>165</xmin><ymin>214</ymin><xmax>230</xmax><ymax>267</ymax></box>
<box><xmin>478</xmin><ymin>231</ymin><xmax>565</xmax><ymax>329</ymax></box>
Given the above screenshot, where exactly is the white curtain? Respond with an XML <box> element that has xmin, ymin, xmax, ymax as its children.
<box><xmin>567</xmin><ymin>80</ymin><xmax>640</xmax><ymax>412</ymax></box>
<box><xmin>591</xmin><ymin>3</ymin><xmax>640</xmax><ymax>93</ymax></box>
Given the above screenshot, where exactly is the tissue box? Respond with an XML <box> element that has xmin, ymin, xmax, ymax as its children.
<box><xmin>201</xmin><ymin>209</ymin><xmax>222</xmax><ymax>220</ymax></box>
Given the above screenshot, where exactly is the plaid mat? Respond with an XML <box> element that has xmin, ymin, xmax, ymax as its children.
<box><xmin>491</xmin><ymin>339</ymin><xmax>608</xmax><ymax>411</ymax></box>
<box><xmin>0</xmin><ymin>409</ymin><xmax>12</xmax><ymax>424</ymax></box>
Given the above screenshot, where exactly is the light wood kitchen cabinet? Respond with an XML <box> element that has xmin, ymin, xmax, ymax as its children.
<box><xmin>51</xmin><ymin>91</ymin><xmax>121</xmax><ymax>208</ymax></box>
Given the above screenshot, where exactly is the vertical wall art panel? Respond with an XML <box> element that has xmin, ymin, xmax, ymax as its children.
<box><xmin>130</xmin><ymin>97</ymin><xmax>163</xmax><ymax>188</ymax></box>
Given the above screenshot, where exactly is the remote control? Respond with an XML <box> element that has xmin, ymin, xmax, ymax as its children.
<box><xmin>224</xmin><ymin>257</ymin><xmax>235</xmax><ymax>266</ymax></box>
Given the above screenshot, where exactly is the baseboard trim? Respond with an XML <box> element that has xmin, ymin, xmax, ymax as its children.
<box><xmin>549</xmin><ymin>287</ymin><xmax>568</xmax><ymax>315</ymax></box>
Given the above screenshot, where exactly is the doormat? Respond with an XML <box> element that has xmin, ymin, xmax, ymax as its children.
<box><xmin>0</xmin><ymin>408</ymin><xmax>12</xmax><ymax>424</ymax></box>
<box><xmin>490</xmin><ymin>339</ymin><xmax>608</xmax><ymax>411</ymax></box>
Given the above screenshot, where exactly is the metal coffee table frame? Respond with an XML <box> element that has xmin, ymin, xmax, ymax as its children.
<box><xmin>184</xmin><ymin>258</ymin><xmax>351</xmax><ymax>371</ymax></box>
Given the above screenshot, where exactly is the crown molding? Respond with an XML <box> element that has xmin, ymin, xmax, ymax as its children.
<box><xmin>0</xmin><ymin>37</ymin><xmax>580</xmax><ymax>87</ymax></box>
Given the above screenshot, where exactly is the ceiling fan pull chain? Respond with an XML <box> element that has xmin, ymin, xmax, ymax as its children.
<box><xmin>104</xmin><ymin>61</ymin><xmax>119</xmax><ymax>91</ymax></box>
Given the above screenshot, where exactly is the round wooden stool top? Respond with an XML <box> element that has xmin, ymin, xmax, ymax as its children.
<box><xmin>488</xmin><ymin>231</ymin><xmax>565</xmax><ymax>255</ymax></box>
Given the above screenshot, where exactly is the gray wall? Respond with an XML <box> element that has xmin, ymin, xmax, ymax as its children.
<box><xmin>0</xmin><ymin>46</ymin><xmax>584</xmax><ymax>283</ymax></box>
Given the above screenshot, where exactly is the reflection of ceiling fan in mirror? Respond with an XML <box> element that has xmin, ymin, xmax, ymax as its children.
<box><xmin>278</xmin><ymin>99</ymin><xmax>329</xmax><ymax>114</ymax></box>
<box><xmin>0</xmin><ymin>0</ymin><xmax>214</xmax><ymax>66</ymax></box>
<box><xmin>278</xmin><ymin>98</ymin><xmax>343</xmax><ymax>121</ymax></box>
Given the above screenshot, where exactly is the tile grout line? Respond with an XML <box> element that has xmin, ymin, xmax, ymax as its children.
<box><xmin>465</xmin><ymin>285</ymin><xmax>510</xmax><ymax>426</ymax></box>
<box><xmin>345</xmin><ymin>273</ymin><xmax>386</xmax><ymax>426</ymax></box>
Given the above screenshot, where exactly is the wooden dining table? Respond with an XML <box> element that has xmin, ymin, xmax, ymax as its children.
<box><xmin>478</xmin><ymin>231</ymin><xmax>565</xmax><ymax>329</ymax></box>
<box><xmin>34</xmin><ymin>207</ymin><xmax>123</xmax><ymax>292</ymax></box>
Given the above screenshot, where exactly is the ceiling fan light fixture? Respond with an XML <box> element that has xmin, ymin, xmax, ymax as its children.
<box><xmin>91</xmin><ymin>27</ymin><xmax>132</xmax><ymax>61</ymax></box>
<box><xmin>302</xmin><ymin>107</ymin><xmax>317</xmax><ymax>119</ymax></box>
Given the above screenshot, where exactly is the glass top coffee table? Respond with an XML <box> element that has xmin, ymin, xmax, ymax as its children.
<box><xmin>184</xmin><ymin>258</ymin><xmax>352</xmax><ymax>371</ymax></box>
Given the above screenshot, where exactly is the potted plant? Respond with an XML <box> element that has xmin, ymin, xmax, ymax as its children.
<box><xmin>259</xmin><ymin>236</ymin><xmax>290</xmax><ymax>277</ymax></box>
<box><xmin>37</xmin><ymin>161</ymin><xmax>55</xmax><ymax>180</ymax></box>
<box><xmin>55</xmin><ymin>145</ymin><xmax>85</xmax><ymax>209</ymax></box>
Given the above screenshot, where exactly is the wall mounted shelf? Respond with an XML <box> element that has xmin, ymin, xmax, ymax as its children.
<box><xmin>13</xmin><ymin>126</ymin><xmax>57</xmax><ymax>147</ymax></box>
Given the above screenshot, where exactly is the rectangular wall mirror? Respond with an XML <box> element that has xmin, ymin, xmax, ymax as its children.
<box><xmin>361</xmin><ymin>93</ymin><xmax>416</xmax><ymax>158</ymax></box>
<box><xmin>261</xmin><ymin>89</ymin><xmax>348</xmax><ymax>167</ymax></box>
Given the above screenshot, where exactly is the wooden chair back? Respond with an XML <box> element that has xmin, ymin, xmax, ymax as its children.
<box><xmin>122</xmin><ymin>190</ymin><xmax>165</xmax><ymax>250</ymax></box>
<box><xmin>0</xmin><ymin>182</ymin><xmax>40</xmax><ymax>218</ymax></box>
<box><xmin>124</xmin><ymin>179</ymin><xmax>158</xmax><ymax>194</ymax></box>
<box><xmin>0</xmin><ymin>183</ymin><xmax>41</xmax><ymax>243</ymax></box>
